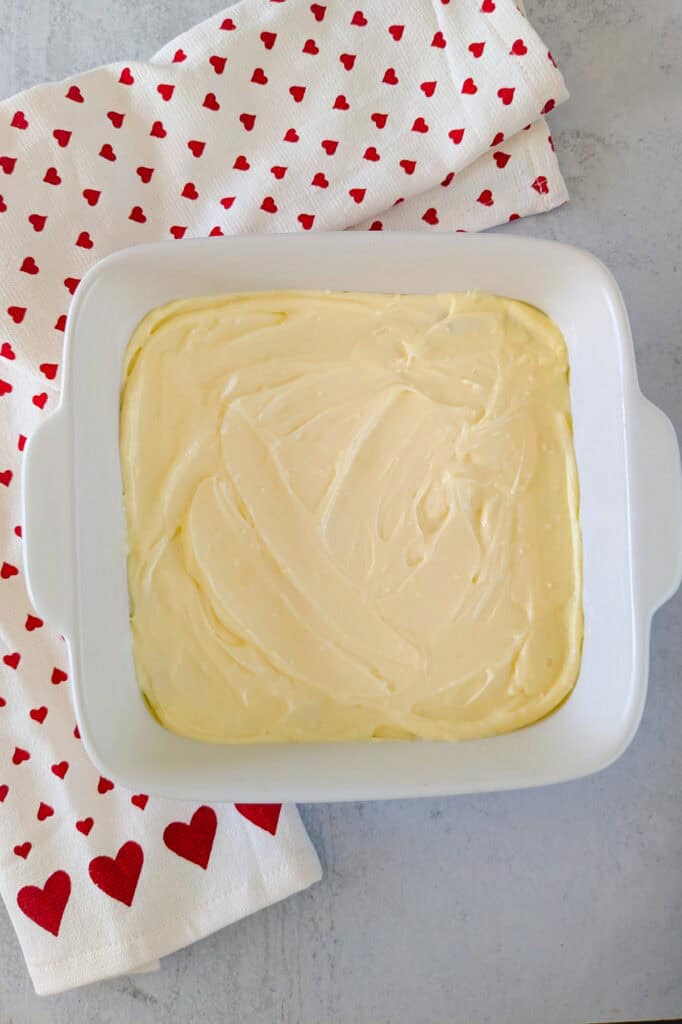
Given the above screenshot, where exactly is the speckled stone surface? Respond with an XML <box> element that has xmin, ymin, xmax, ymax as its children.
<box><xmin>2</xmin><ymin>2</ymin><xmax>681</xmax><ymax>1022</ymax></box>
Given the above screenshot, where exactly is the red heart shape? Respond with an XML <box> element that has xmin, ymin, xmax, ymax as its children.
<box><xmin>363</xmin><ymin>146</ymin><xmax>380</xmax><ymax>161</ymax></box>
<box><xmin>99</xmin><ymin>143</ymin><xmax>116</xmax><ymax>162</ymax></box>
<box><xmin>468</xmin><ymin>41</ymin><xmax>485</xmax><ymax>58</ymax></box>
<box><xmin>541</xmin><ymin>98</ymin><xmax>556</xmax><ymax>114</ymax></box>
<box><xmin>209</xmin><ymin>55</ymin><xmax>227</xmax><ymax>74</ymax></box>
<box><xmin>461</xmin><ymin>77</ymin><xmax>477</xmax><ymax>95</ymax></box>
<box><xmin>220</xmin><ymin>196</ymin><xmax>236</xmax><ymax>208</ymax></box>
<box><xmin>233</xmin><ymin>155</ymin><xmax>250</xmax><ymax>170</ymax></box>
<box><xmin>491</xmin><ymin>131</ymin><xmax>505</xmax><ymax>147</ymax></box>
<box><xmin>13</xmin><ymin>524</ymin><xmax>21</xmax><ymax>535</ymax></box>
<box><xmin>0</xmin><ymin>784</ymin><xmax>8</xmax><ymax>800</ymax></box>
<box><xmin>431</xmin><ymin>31</ymin><xmax>446</xmax><ymax>48</ymax></box>
<box><xmin>203</xmin><ymin>92</ymin><xmax>220</xmax><ymax>111</ymax></box>
<box><xmin>97</xmin><ymin>776</ymin><xmax>114</xmax><ymax>794</ymax></box>
<box><xmin>52</xmin><ymin>128</ymin><xmax>71</xmax><ymax>147</ymax></box>
<box><xmin>43</xmin><ymin>167</ymin><xmax>61</xmax><ymax>185</ymax></box>
<box><xmin>66</xmin><ymin>85</ymin><xmax>84</xmax><ymax>103</ymax></box>
<box><xmin>340</xmin><ymin>53</ymin><xmax>356</xmax><ymax>71</ymax></box>
<box><xmin>348</xmin><ymin>187</ymin><xmax>366</xmax><ymax>204</ymax></box>
<box><xmin>235</xmin><ymin>804</ymin><xmax>282</xmax><ymax>835</ymax></box>
<box><xmin>150</xmin><ymin>120</ymin><xmax>166</xmax><ymax>139</ymax></box>
<box><xmin>510</xmin><ymin>38</ymin><xmax>527</xmax><ymax>55</ymax></box>
<box><xmin>76</xmin><ymin>817</ymin><xmax>94</xmax><ymax>835</ymax></box>
<box><xmin>89</xmin><ymin>841</ymin><xmax>143</xmax><ymax>906</ymax></box>
<box><xmin>29</xmin><ymin>706</ymin><xmax>47</xmax><ymax>723</ymax></box>
<box><xmin>119</xmin><ymin>67</ymin><xmax>134</xmax><ymax>85</ymax></box>
<box><xmin>0</xmin><ymin>379</ymin><xmax>12</xmax><ymax>396</ymax></box>
<box><xmin>260</xmin><ymin>31</ymin><xmax>277</xmax><ymax>50</ymax></box>
<box><xmin>157</xmin><ymin>83</ymin><xmax>174</xmax><ymax>102</ymax></box>
<box><xmin>283</xmin><ymin>128</ymin><xmax>299</xmax><ymax>143</ymax></box>
<box><xmin>321</xmin><ymin>138</ymin><xmax>339</xmax><ymax>154</ymax></box>
<box><xmin>311</xmin><ymin>2</ymin><xmax>326</xmax><ymax>20</ymax></box>
<box><xmin>441</xmin><ymin>171</ymin><xmax>455</xmax><ymax>187</ymax></box>
<box><xmin>1</xmin><ymin>342</ymin><xmax>15</xmax><ymax>359</ymax></box>
<box><xmin>73</xmin><ymin>725</ymin><xmax>80</xmax><ymax>737</ymax></box>
<box><xmin>181</xmin><ymin>182</ymin><xmax>198</xmax><ymax>200</ymax></box>
<box><xmin>251</xmin><ymin>68</ymin><xmax>268</xmax><ymax>85</ymax></box>
<box><xmin>493</xmin><ymin>151</ymin><xmax>511</xmax><ymax>168</ymax></box>
<box><xmin>1</xmin><ymin>561</ymin><xmax>18</xmax><ymax>579</ymax></box>
<box><xmin>449</xmin><ymin>128</ymin><xmax>465</xmax><ymax>144</ymax></box>
<box><xmin>14</xmin><ymin>842</ymin><xmax>32</xmax><ymax>858</ymax></box>
<box><xmin>51</xmin><ymin>760</ymin><xmax>69</xmax><ymax>779</ymax></box>
<box><xmin>477</xmin><ymin>189</ymin><xmax>494</xmax><ymax>206</ymax></box>
<box><xmin>422</xmin><ymin>207</ymin><xmax>439</xmax><ymax>226</ymax></box>
<box><xmin>531</xmin><ymin>175</ymin><xmax>550</xmax><ymax>195</ymax></box>
<box><xmin>136</xmin><ymin>166</ymin><xmax>154</xmax><ymax>183</ymax></box>
<box><xmin>388</xmin><ymin>24</ymin><xmax>404</xmax><ymax>40</ymax></box>
<box><xmin>382</xmin><ymin>67</ymin><xmax>398</xmax><ymax>85</ymax></box>
<box><xmin>51</xmin><ymin>667</ymin><xmax>68</xmax><ymax>685</ymax></box>
<box><xmin>420</xmin><ymin>81</ymin><xmax>436</xmax><ymax>97</ymax></box>
<box><xmin>370</xmin><ymin>113</ymin><xmax>388</xmax><ymax>131</ymax></box>
<box><xmin>412</xmin><ymin>117</ymin><xmax>429</xmax><ymax>133</ymax></box>
<box><xmin>33</xmin><ymin>391</ymin><xmax>47</xmax><ymax>410</ymax></box>
<box><xmin>4</xmin><ymin>652</ymin><xmax>20</xmax><ymax>669</ymax></box>
<box><xmin>400</xmin><ymin>158</ymin><xmax>416</xmax><ymax>175</ymax></box>
<box><xmin>106</xmin><ymin>111</ymin><xmax>124</xmax><ymax>129</ymax></box>
<box><xmin>1</xmin><ymin>469</ymin><xmax>14</xmax><ymax>486</ymax></box>
<box><xmin>131</xmin><ymin>793</ymin><xmax>148</xmax><ymax>810</ymax></box>
<box><xmin>333</xmin><ymin>94</ymin><xmax>349</xmax><ymax>110</ymax></box>
<box><xmin>311</xmin><ymin>172</ymin><xmax>328</xmax><ymax>188</ymax></box>
<box><xmin>54</xmin><ymin>314</ymin><xmax>67</xmax><ymax>332</ymax></box>
<box><xmin>28</xmin><ymin>213</ymin><xmax>46</xmax><ymax>231</ymax></box>
<box><xmin>271</xmin><ymin>165</ymin><xmax>287</xmax><ymax>180</ymax></box>
<box><xmin>0</xmin><ymin>156</ymin><xmax>17</xmax><ymax>175</ymax></box>
<box><xmin>209</xmin><ymin>226</ymin><xmax>224</xmax><ymax>237</ymax></box>
<box><xmin>0</xmin><ymin>193</ymin><xmax>8</xmax><ymax>211</ymax></box>
<box><xmin>498</xmin><ymin>87</ymin><xmax>515</xmax><ymax>105</ymax></box>
<box><xmin>129</xmin><ymin>205</ymin><xmax>146</xmax><ymax>223</ymax></box>
<box><xmin>302</xmin><ymin>39</ymin><xmax>319</xmax><ymax>55</ymax></box>
<box><xmin>351</xmin><ymin>10</ymin><xmax>367</xmax><ymax>25</ymax></box>
<box><xmin>82</xmin><ymin>188</ymin><xmax>101</xmax><ymax>206</ymax></box>
<box><xmin>25</xmin><ymin>611</ymin><xmax>45</xmax><ymax>628</ymax></box>
<box><xmin>37</xmin><ymin>801</ymin><xmax>54</xmax><ymax>821</ymax></box>
<box><xmin>20</xmin><ymin>257</ymin><xmax>39</xmax><ymax>275</ymax></box>
<box><xmin>163</xmin><ymin>806</ymin><xmax>217</xmax><ymax>869</ymax></box>
<box><xmin>11</xmin><ymin>111</ymin><xmax>28</xmax><ymax>129</ymax></box>
<box><xmin>8</xmin><ymin>306</ymin><xmax>26</xmax><ymax>324</ymax></box>
<box><xmin>173</xmin><ymin>49</ymin><xmax>187</xmax><ymax>63</ymax></box>
<box><xmin>220</xmin><ymin>17</ymin><xmax>236</xmax><ymax>30</ymax></box>
<box><xmin>188</xmin><ymin>139</ymin><xmax>206</xmax><ymax>157</ymax></box>
<box><xmin>76</xmin><ymin>231</ymin><xmax>93</xmax><ymax>249</ymax></box>
<box><xmin>260</xmin><ymin>196</ymin><xmax>278</xmax><ymax>214</ymax></box>
<box><xmin>17</xmin><ymin>870</ymin><xmax>71</xmax><ymax>936</ymax></box>
<box><xmin>481</xmin><ymin>0</ymin><xmax>495</xmax><ymax>11</ymax></box>
<box><xmin>239</xmin><ymin>112</ymin><xmax>256</xmax><ymax>131</ymax></box>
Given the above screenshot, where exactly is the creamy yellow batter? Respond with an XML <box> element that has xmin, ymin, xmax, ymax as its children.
<box><xmin>120</xmin><ymin>290</ymin><xmax>582</xmax><ymax>743</ymax></box>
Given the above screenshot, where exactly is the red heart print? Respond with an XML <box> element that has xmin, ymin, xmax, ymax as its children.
<box><xmin>271</xmin><ymin>165</ymin><xmax>287</xmax><ymax>180</ymax></box>
<box><xmin>510</xmin><ymin>38</ymin><xmax>528</xmax><ymax>55</ymax></box>
<box><xmin>74</xmin><ymin>725</ymin><xmax>80</xmax><ymax>738</ymax></box>
<box><xmin>163</xmin><ymin>806</ymin><xmax>217</xmax><ymax>869</ymax></box>
<box><xmin>11</xmin><ymin>111</ymin><xmax>28</xmax><ymax>129</ymax></box>
<box><xmin>310</xmin><ymin>3</ymin><xmax>326</xmax><ymax>21</ymax></box>
<box><xmin>420</xmin><ymin>81</ymin><xmax>436</xmax><ymax>97</ymax></box>
<box><xmin>468</xmin><ymin>41</ymin><xmax>485</xmax><ymax>58</ymax></box>
<box><xmin>548</xmin><ymin>50</ymin><xmax>558</xmax><ymax>68</ymax></box>
<box><xmin>531</xmin><ymin>175</ymin><xmax>549</xmax><ymax>195</ymax></box>
<box><xmin>449</xmin><ymin>128</ymin><xmax>465</xmax><ymax>144</ymax></box>
<box><xmin>351</xmin><ymin>10</ymin><xmax>367</xmax><ymax>26</ymax></box>
<box><xmin>25</xmin><ymin>612</ymin><xmax>45</xmax><ymax>628</ymax></box>
<box><xmin>4</xmin><ymin>652</ymin><xmax>20</xmax><ymax>669</ymax></box>
<box><xmin>76</xmin><ymin>231</ymin><xmax>93</xmax><ymax>249</ymax></box>
<box><xmin>289</xmin><ymin>85</ymin><xmax>306</xmax><ymax>104</ymax></box>
<box><xmin>14</xmin><ymin>524</ymin><xmax>22</xmax><ymax>535</ymax></box>
<box><xmin>51</xmin><ymin>761</ymin><xmax>69</xmax><ymax>779</ymax></box>
<box><xmin>382</xmin><ymin>67</ymin><xmax>398</xmax><ymax>85</ymax></box>
<box><xmin>150</xmin><ymin>121</ymin><xmax>167</xmax><ymax>139</ymax></box>
<box><xmin>136</xmin><ymin>166</ymin><xmax>154</xmax><ymax>183</ymax></box>
<box><xmin>481</xmin><ymin>0</ymin><xmax>495</xmax><ymax>11</ymax></box>
<box><xmin>1</xmin><ymin>561</ymin><xmax>18</xmax><ymax>579</ymax></box>
<box><xmin>0</xmin><ymin>784</ymin><xmax>8</xmax><ymax>800</ymax></box>
<box><xmin>220</xmin><ymin>17</ymin><xmax>236</xmax><ymax>30</ymax></box>
<box><xmin>498</xmin><ymin>87</ymin><xmax>515</xmax><ymax>105</ymax></box>
<box><xmin>548</xmin><ymin>135</ymin><xmax>555</xmax><ymax>152</ymax></box>
<box><xmin>234</xmin><ymin>804</ymin><xmax>282</xmax><ymax>835</ymax></box>
<box><xmin>0</xmin><ymin>379</ymin><xmax>12</xmax><ymax>397</ymax></box>
<box><xmin>461</xmin><ymin>77</ymin><xmax>477</xmax><ymax>95</ymax></box>
<box><xmin>203</xmin><ymin>92</ymin><xmax>220</xmax><ymax>111</ymax></box>
<box><xmin>209</xmin><ymin>226</ymin><xmax>224</xmax><ymax>237</ymax></box>
<box><xmin>477</xmin><ymin>189</ymin><xmax>494</xmax><ymax>206</ymax></box>
<box><xmin>131</xmin><ymin>793</ymin><xmax>148</xmax><ymax>810</ymax></box>
<box><xmin>422</xmin><ymin>207</ymin><xmax>439</xmax><ymax>225</ymax></box>
<box><xmin>209</xmin><ymin>55</ymin><xmax>227</xmax><ymax>74</ymax></box>
<box><xmin>370</xmin><ymin>112</ymin><xmax>387</xmax><ymax>129</ymax></box>
<box><xmin>66</xmin><ymin>85</ymin><xmax>84</xmax><ymax>103</ymax></box>
<box><xmin>0</xmin><ymin>195</ymin><xmax>6</xmax><ymax>212</ymax></box>
<box><xmin>260</xmin><ymin>31</ymin><xmax>277</xmax><ymax>50</ymax></box>
<box><xmin>220</xmin><ymin>196</ymin><xmax>236</xmax><ymax>208</ymax></box>
<box><xmin>33</xmin><ymin>392</ymin><xmax>48</xmax><ymax>410</ymax></box>
<box><xmin>333</xmin><ymin>95</ymin><xmax>349</xmax><ymax>110</ymax></box>
<box><xmin>28</xmin><ymin>213</ymin><xmax>47</xmax><ymax>234</ymax></box>
<box><xmin>349</xmin><ymin>187</ymin><xmax>366</xmax><ymax>204</ymax></box>
<box><xmin>99</xmin><ymin>143</ymin><xmax>116</xmax><ymax>162</ymax></box>
<box><xmin>284</xmin><ymin>128</ymin><xmax>299</xmax><ymax>142</ymax></box>
<box><xmin>173</xmin><ymin>49</ymin><xmax>187</xmax><ymax>63</ymax></box>
<box><xmin>541</xmin><ymin>98</ymin><xmax>556</xmax><ymax>114</ymax></box>
<box><xmin>412</xmin><ymin>117</ymin><xmax>429</xmax><ymax>133</ymax></box>
<box><xmin>119</xmin><ymin>67</ymin><xmax>134</xmax><ymax>85</ymax></box>
<box><xmin>37</xmin><ymin>802</ymin><xmax>54</xmax><ymax>821</ymax></box>
<box><xmin>239</xmin><ymin>113</ymin><xmax>256</xmax><ymax>131</ymax></box>
<box><xmin>188</xmin><ymin>140</ymin><xmax>206</xmax><ymax>157</ymax></box>
<box><xmin>0</xmin><ymin>695</ymin><xmax>6</xmax><ymax>706</ymax></box>
<box><xmin>1</xmin><ymin>342</ymin><xmax>15</xmax><ymax>359</ymax></box>
<box><xmin>76</xmin><ymin>817</ymin><xmax>94</xmax><ymax>835</ymax></box>
<box><xmin>0</xmin><ymin>156</ymin><xmax>17</xmax><ymax>175</ymax></box>
<box><xmin>431</xmin><ymin>31</ymin><xmax>446</xmax><ymax>48</ymax></box>
<box><xmin>82</xmin><ymin>188</ymin><xmax>101</xmax><ymax>206</ymax></box>
<box><xmin>1</xmin><ymin>469</ymin><xmax>14</xmax><ymax>486</ymax></box>
<box><xmin>400</xmin><ymin>159</ymin><xmax>416</xmax><ymax>175</ymax></box>
<box><xmin>54</xmin><ymin>315</ymin><xmax>67</xmax><ymax>332</ymax></box>
<box><xmin>311</xmin><ymin>171</ymin><xmax>328</xmax><ymax>188</ymax></box>
<box><xmin>157</xmin><ymin>83</ymin><xmax>174</xmax><ymax>101</ymax></box>
<box><xmin>43</xmin><ymin>167</ymin><xmax>61</xmax><ymax>185</ymax></box>
<box><xmin>233</xmin><ymin>155</ymin><xmax>250</xmax><ymax>170</ymax></box>
<box><xmin>302</xmin><ymin>39</ymin><xmax>319</xmax><ymax>55</ymax></box>
<box><xmin>89</xmin><ymin>841</ymin><xmax>143</xmax><ymax>906</ymax></box>
<box><xmin>97</xmin><ymin>776</ymin><xmax>114</xmax><ymax>794</ymax></box>
<box><xmin>170</xmin><ymin>226</ymin><xmax>185</xmax><ymax>238</ymax></box>
<box><xmin>29</xmin><ymin>706</ymin><xmax>47</xmax><ymax>723</ymax></box>
<box><xmin>52</xmin><ymin>128</ymin><xmax>71</xmax><ymax>147</ymax></box>
<box><xmin>493</xmin><ymin>151</ymin><xmax>511</xmax><ymax>168</ymax></box>
<box><xmin>105</xmin><ymin>112</ymin><xmax>124</xmax><ymax>131</ymax></box>
<box><xmin>129</xmin><ymin>205</ymin><xmax>146</xmax><ymax>223</ymax></box>
<box><xmin>491</xmin><ymin>131</ymin><xmax>505</xmax><ymax>147</ymax></box>
<box><xmin>14</xmin><ymin>842</ymin><xmax>32</xmax><ymax>859</ymax></box>
<box><xmin>388</xmin><ymin>24</ymin><xmax>404</xmax><ymax>41</ymax></box>
<box><xmin>20</xmin><ymin>257</ymin><xmax>39</xmax><ymax>275</ymax></box>
<box><xmin>251</xmin><ymin>68</ymin><xmax>268</xmax><ymax>85</ymax></box>
<box><xmin>339</xmin><ymin>53</ymin><xmax>356</xmax><ymax>71</ymax></box>
<box><xmin>321</xmin><ymin>138</ymin><xmax>338</xmax><ymax>154</ymax></box>
<box><xmin>260</xmin><ymin>196</ymin><xmax>278</xmax><ymax>214</ymax></box>
<box><xmin>8</xmin><ymin>306</ymin><xmax>26</xmax><ymax>324</ymax></box>
<box><xmin>441</xmin><ymin>171</ymin><xmax>455</xmax><ymax>187</ymax></box>
<box><xmin>182</xmin><ymin>182</ymin><xmax>199</xmax><ymax>200</ymax></box>
<box><xmin>51</xmin><ymin>667</ymin><xmax>68</xmax><ymax>684</ymax></box>
<box><xmin>17</xmin><ymin>870</ymin><xmax>71</xmax><ymax>936</ymax></box>
<box><xmin>363</xmin><ymin>146</ymin><xmax>380</xmax><ymax>161</ymax></box>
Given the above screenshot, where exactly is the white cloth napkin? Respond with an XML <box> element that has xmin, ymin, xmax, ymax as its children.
<box><xmin>0</xmin><ymin>0</ymin><xmax>568</xmax><ymax>996</ymax></box>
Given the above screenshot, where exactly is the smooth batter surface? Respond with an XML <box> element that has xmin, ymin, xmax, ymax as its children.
<box><xmin>120</xmin><ymin>290</ymin><xmax>582</xmax><ymax>743</ymax></box>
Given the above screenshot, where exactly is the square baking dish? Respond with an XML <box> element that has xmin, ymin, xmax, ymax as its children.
<box><xmin>23</xmin><ymin>233</ymin><xmax>682</xmax><ymax>802</ymax></box>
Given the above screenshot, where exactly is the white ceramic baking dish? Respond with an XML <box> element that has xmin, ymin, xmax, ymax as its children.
<box><xmin>23</xmin><ymin>233</ymin><xmax>682</xmax><ymax>802</ymax></box>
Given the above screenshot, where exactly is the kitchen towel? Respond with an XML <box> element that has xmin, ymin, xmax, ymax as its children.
<box><xmin>0</xmin><ymin>0</ymin><xmax>568</xmax><ymax>996</ymax></box>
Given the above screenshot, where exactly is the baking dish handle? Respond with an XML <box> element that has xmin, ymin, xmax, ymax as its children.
<box><xmin>632</xmin><ymin>395</ymin><xmax>682</xmax><ymax>616</ymax></box>
<box><xmin>23</xmin><ymin>410</ymin><xmax>74</xmax><ymax>635</ymax></box>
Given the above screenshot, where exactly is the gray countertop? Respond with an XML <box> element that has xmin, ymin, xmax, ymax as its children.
<box><xmin>2</xmin><ymin>2</ymin><xmax>681</xmax><ymax>1022</ymax></box>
